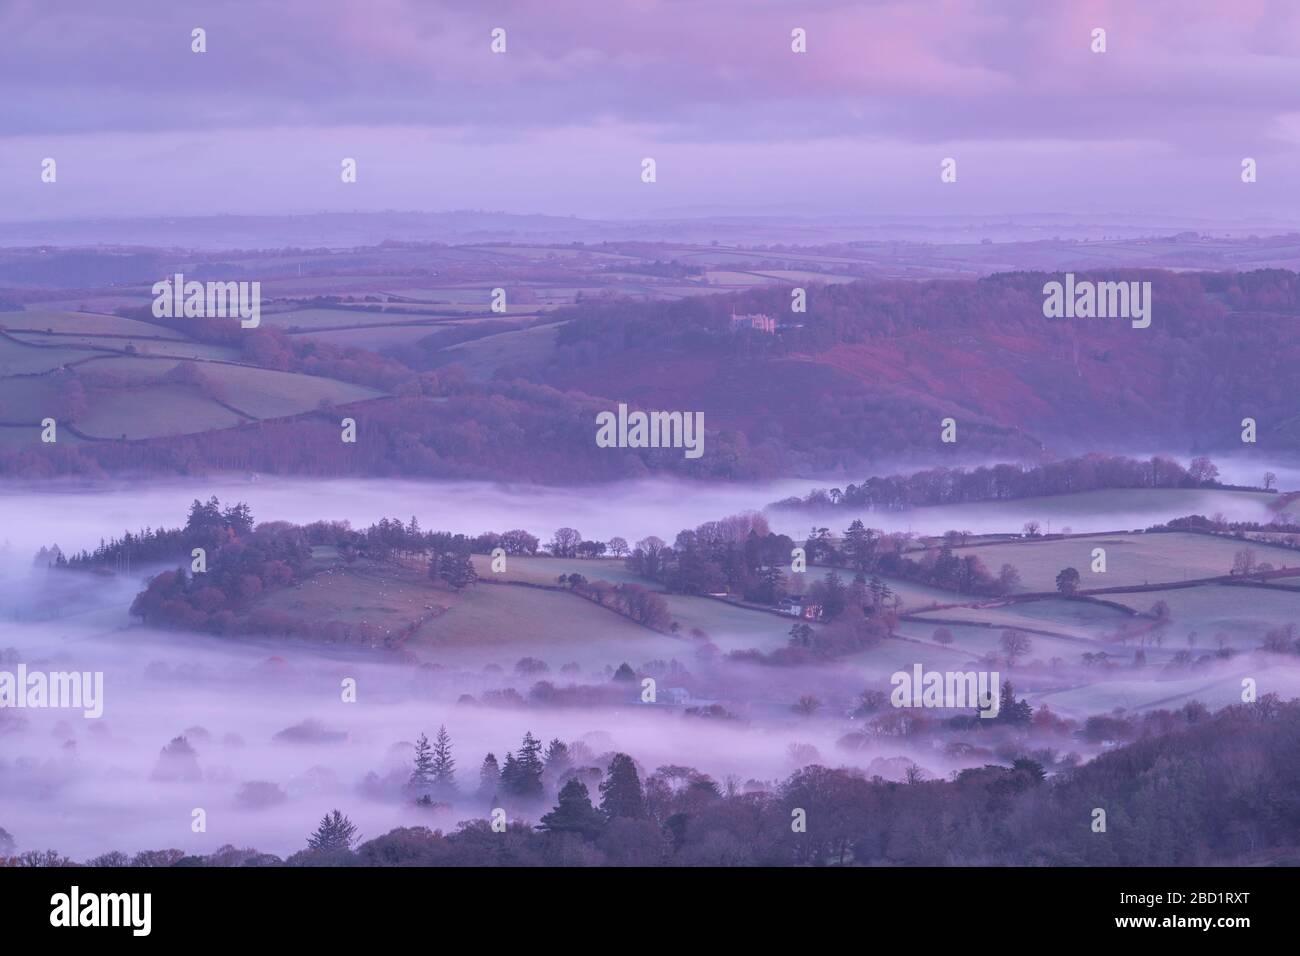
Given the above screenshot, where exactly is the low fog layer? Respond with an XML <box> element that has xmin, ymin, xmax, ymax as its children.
<box><xmin>2</xmin><ymin>469</ymin><xmax>1298</xmax><ymax>861</ymax></box>
<box><xmin>1</xmin><ymin>459</ymin><xmax>1288</xmax><ymax>559</ymax></box>
<box><xmin>0</xmin><ymin>572</ymin><xmax>957</xmax><ymax>859</ymax></box>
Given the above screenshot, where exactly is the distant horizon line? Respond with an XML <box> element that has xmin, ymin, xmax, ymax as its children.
<box><xmin>3</xmin><ymin>208</ymin><xmax>1300</xmax><ymax>230</ymax></box>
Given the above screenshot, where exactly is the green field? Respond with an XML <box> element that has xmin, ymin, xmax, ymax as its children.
<box><xmin>438</xmin><ymin>323</ymin><xmax>563</xmax><ymax>378</ymax></box>
<box><xmin>0</xmin><ymin>310</ymin><xmax>186</xmax><ymax>339</ymax></box>
<box><xmin>951</xmin><ymin>531</ymin><xmax>1298</xmax><ymax>593</ymax></box>
<box><xmin>298</xmin><ymin>325</ymin><xmax>453</xmax><ymax>349</ymax></box>
<box><xmin>0</xmin><ymin>377</ymin><xmax>60</xmax><ymax>421</ymax></box>
<box><xmin>895</xmin><ymin>619</ymin><xmax>1090</xmax><ymax>666</ymax></box>
<box><xmin>194</xmin><ymin>363</ymin><xmax>383</xmax><ymax>418</ymax></box>
<box><xmin>659</xmin><ymin>593</ymin><xmax>812</xmax><ymax>653</ymax></box>
<box><xmin>411</xmin><ymin>584</ymin><xmax>685</xmax><ymax>671</ymax></box>
<box><xmin>470</xmin><ymin>554</ymin><xmax>649</xmax><ymax>589</ymax></box>
<box><xmin>1106</xmin><ymin>583</ymin><xmax>1300</xmax><ymax>648</ymax></box>
<box><xmin>1030</xmin><ymin>668</ymin><xmax>1273</xmax><ymax>718</ymax></box>
<box><xmin>909</xmin><ymin>597</ymin><xmax>1135</xmax><ymax>642</ymax></box>
<box><xmin>258</xmin><ymin>308</ymin><xmax>460</xmax><ymax>331</ymax></box>
<box><xmin>466</xmin><ymin>554</ymin><xmax>799</xmax><ymax>654</ymax></box>
<box><xmin>1</xmin><ymin>325</ymin><xmax>385</xmax><ymax>439</ymax></box>
<box><xmin>74</xmin><ymin>385</ymin><xmax>247</xmax><ymax>438</ymax></box>
<box><xmin>0</xmin><ymin>338</ymin><xmax>98</xmax><ymax>375</ymax></box>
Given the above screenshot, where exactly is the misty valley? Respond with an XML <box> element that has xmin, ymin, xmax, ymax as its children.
<box><xmin>4</xmin><ymin>452</ymin><xmax>1300</xmax><ymax>867</ymax></box>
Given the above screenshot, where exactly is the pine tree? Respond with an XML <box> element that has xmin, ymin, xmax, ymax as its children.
<box><xmin>536</xmin><ymin>779</ymin><xmax>605</xmax><ymax>839</ymax></box>
<box><xmin>599</xmin><ymin>752</ymin><xmax>645</xmax><ymax>820</ymax></box>
<box><xmin>306</xmin><ymin>809</ymin><xmax>358</xmax><ymax>852</ymax></box>
<box><xmin>430</xmin><ymin>725</ymin><xmax>457</xmax><ymax>798</ymax></box>
<box><xmin>500</xmin><ymin>752</ymin><xmax>520</xmax><ymax>797</ymax></box>
<box><xmin>843</xmin><ymin>519</ymin><xmax>876</xmax><ymax>572</ymax></box>
<box><xmin>543</xmin><ymin>738</ymin><xmax>571</xmax><ymax>778</ymax></box>
<box><xmin>410</xmin><ymin>732</ymin><xmax>435</xmax><ymax>797</ymax></box>
<box><xmin>509</xmin><ymin>731</ymin><xmax>545</xmax><ymax>800</ymax></box>
<box><xmin>477</xmin><ymin>753</ymin><xmax>501</xmax><ymax>803</ymax></box>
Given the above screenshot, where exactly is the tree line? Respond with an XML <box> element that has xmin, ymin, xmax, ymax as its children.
<box><xmin>8</xmin><ymin>696</ymin><xmax>1296</xmax><ymax>867</ymax></box>
<box><xmin>772</xmin><ymin>454</ymin><xmax>1239</xmax><ymax>513</ymax></box>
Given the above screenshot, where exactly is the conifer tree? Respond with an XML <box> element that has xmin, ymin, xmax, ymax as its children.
<box><xmin>537</xmin><ymin>779</ymin><xmax>605</xmax><ymax>839</ymax></box>
<box><xmin>410</xmin><ymin>732</ymin><xmax>435</xmax><ymax>796</ymax></box>
<box><xmin>510</xmin><ymin>732</ymin><xmax>545</xmax><ymax>800</ymax></box>
<box><xmin>307</xmin><ymin>809</ymin><xmax>358</xmax><ymax>852</ymax></box>
<box><xmin>599</xmin><ymin>752</ymin><xmax>646</xmax><ymax>820</ymax></box>
<box><xmin>430</xmin><ymin>725</ymin><xmax>457</xmax><ymax>798</ymax></box>
<box><xmin>477</xmin><ymin>753</ymin><xmax>501</xmax><ymax>803</ymax></box>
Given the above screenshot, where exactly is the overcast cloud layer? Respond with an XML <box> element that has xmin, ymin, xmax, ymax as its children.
<box><xmin>3</xmin><ymin>0</ymin><xmax>1299</xmax><ymax>222</ymax></box>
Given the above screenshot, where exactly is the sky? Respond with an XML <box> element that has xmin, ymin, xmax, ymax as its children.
<box><xmin>2</xmin><ymin>0</ymin><xmax>1299</xmax><ymax>224</ymax></box>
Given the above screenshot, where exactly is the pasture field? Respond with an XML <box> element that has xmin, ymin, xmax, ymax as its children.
<box><xmin>74</xmin><ymin>385</ymin><xmax>245</xmax><ymax>438</ymax></box>
<box><xmin>297</xmin><ymin>325</ymin><xmax>466</xmax><ymax>349</ymax></box>
<box><xmin>1106</xmin><ymin>583</ymin><xmax>1300</xmax><ymax>647</ymax></box>
<box><xmin>752</xmin><ymin>270</ymin><xmax>861</xmax><ymax>283</ymax></box>
<box><xmin>0</xmin><ymin>310</ymin><xmax>185</xmax><ymax>339</ymax></box>
<box><xmin>909</xmin><ymin>597</ymin><xmax>1135</xmax><ymax>642</ymax></box>
<box><xmin>258</xmin><ymin>560</ymin><xmax>440</xmax><ymax>638</ymax></box>
<box><xmin>70</xmin><ymin>356</ymin><xmax>185</xmax><ymax>379</ymax></box>
<box><xmin>410</xmin><ymin>582</ymin><xmax>687</xmax><ymax>671</ymax></box>
<box><xmin>950</xmin><ymin>531</ymin><xmax>1298</xmax><ymax>593</ymax></box>
<box><xmin>465</xmin><ymin>554</ymin><xmax>800</xmax><ymax>655</ymax></box>
<box><xmin>0</xmin><ymin>377</ymin><xmax>61</xmax><ymax>421</ymax></box>
<box><xmin>72</xmin><ymin>340</ymin><xmax>239</xmax><ymax>362</ymax></box>
<box><xmin>29</xmin><ymin>295</ymin><xmax>153</xmax><ymax>313</ymax></box>
<box><xmin>894</xmin><ymin>619</ymin><xmax>1090</xmax><ymax>666</ymax></box>
<box><xmin>269</xmin><ymin>552</ymin><xmax>693</xmax><ymax>672</ymax></box>
<box><xmin>0</xmin><ymin>338</ymin><xmax>98</xmax><ymax>375</ymax></box>
<box><xmin>1027</xmin><ymin>663</ymin><xmax>1300</xmax><ymax>719</ymax></box>
<box><xmin>703</xmin><ymin>270</ymin><xmax>774</xmax><ymax>287</ymax></box>
<box><xmin>438</xmin><ymin>323</ymin><xmax>562</xmax><ymax>378</ymax></box>
<box><xmin>258</xmin><ymin>308</ymin><xmax>452</xmax><ymax>331</ymax></box>
<box><xmin>0</xmin><ymin>424</ymin><xmax>86</xmax><ymax>446</ymax></box>
<box><xmin>840</xmin><ymin>635</ymin><xmax>971</xmax><ymax>684</ymax></box>
<box><xmin>194</xmin><ymin>363</ymin><xmax>383</xmax><ymax>418</ymax></box>
<box><xmin>379</xmin><ymin>286</ymin><xmax>563</xmax><ymax>306</ymax></box>
<box><xmin>470</xmin><ymin>554</ymin><xmax>649</xmax><ymax>589</ymax></box>
<box><xmin>659</xmin><ymin>593</ymin><xmax>809</xmax><ymax>653</ymax></box>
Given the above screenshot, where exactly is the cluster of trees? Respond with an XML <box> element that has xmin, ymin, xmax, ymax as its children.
<box><xmin>129</xmin><ymin>522</ymin><xmax>311</xmax><ymax>634</ymax></box>
<box><xmin>300</xmin><ymin>514</ymin><xmax>525</xmax><ymax>563</ymax></box>
<box><xmin>624</xmin><ymin>512</ymin><xmax>798</xmax><ymax>604</ymax></box>
<box><xmin>408</xmin><ymin>727</ymin><xmax>457</xmax><ymax>803</ymax></box>
<box><xmin>13</xmin><ymin>696</ymin><xmax>1296</xmax><ymax>867</ymax></box>
<box><xmin>545</xmin><ymin>527</ymin><xmax>630</xmax><ymax>559</ymax></box>
<box><xmin>62</xmin><ymin>496</ymin><xmax>253</xmax><ymax>571</ymax></box>
<box><xmin>1150</xmin><ymin>513</ymin><xmax>1300</xmax><ymax>550</ymax></box>
<box><xmin>121</xmin><ymin>502</ymin><xmax>535</xmax><ymax>637</ymax></box>
<box><xmin>775</xmin><ymin>454</ymin><xmax>1232</xmax><ymax>513</ymax></box>
<box><xmin>808</xmin><ymin>520</ymin><xmax>1020</xmax><ymax>599</ymax></box>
